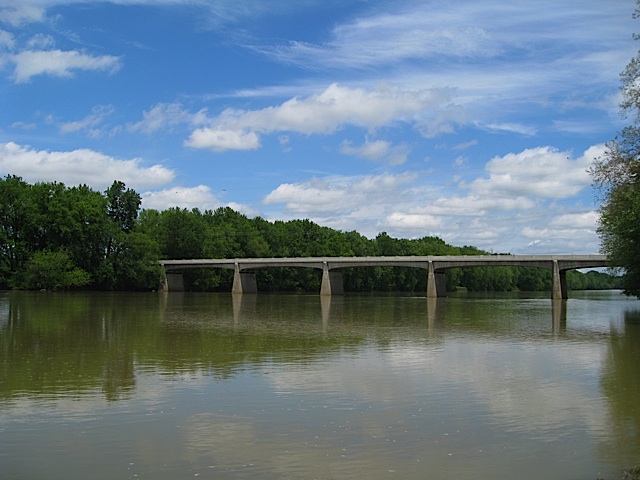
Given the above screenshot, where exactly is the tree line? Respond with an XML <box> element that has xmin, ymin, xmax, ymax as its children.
<box><xmin>0</xmin><ymin>175</ymin><xmax>622</xmax><ymax>292</ymax></box>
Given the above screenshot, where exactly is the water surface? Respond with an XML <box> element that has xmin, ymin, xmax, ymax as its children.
<box><xmin>1</xmin><ymin>290</ymin><xmax>639</xmax><ymax>479</ymax></box>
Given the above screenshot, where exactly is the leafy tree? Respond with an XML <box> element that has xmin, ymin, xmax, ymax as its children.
<box><xmin>591</xmin><ymin>1</ymin><xmax>640</xmax><ymax>296</ymax></box>
<box><xmin>99</xmin><ymin>181</ymin><xmax>155</xmax><ymax>290</ymax></box>
<box><xmin>105</xmin><ymin>180</ymin><xmax>141</xmax><ymax>233</ymax></box>
<box><xmin>100</xmin><ymin>232</ymin><xmax>162</xmax><ymax>291</ymax></box>
<box><xmin>63</xmin><ymin>184</ymin><xmax>110</xmax><ymax>273</ymax></box>
<box><xmin>0</xmin><ymin>176</ymin><xmax>34</xmax><ymax>285</ymax></box>
<box><xmin>517</xmin><ymin>267</ymin><xmax>551</xmax><ymax>291</ymax></box>
<box><xmin>157</xmin><ymin>207</ymin><xmax>206</xmax><ymax>259</ymax></box>
<box><xmin>19</xmin><ymin>249</ymin><xmax>91</xmax><ymax>290</ymax></box>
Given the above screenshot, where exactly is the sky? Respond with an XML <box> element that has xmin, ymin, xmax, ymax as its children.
<box><xmin>0</xmin><ymin>0</ymin><xmax>637</xmax><ymax>255</ymax></box>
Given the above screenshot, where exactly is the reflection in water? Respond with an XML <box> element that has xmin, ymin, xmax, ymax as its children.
<box><xmin>600</xmin><ymin>311</ymin><xmax>640</xmax><ymax>464</ymax></box>
<box><xmin>552</xmin><ymin>299</ymin><xmax>567</xmax><ymax>333</ymax></box>
<box><xmin>0</xmin><ymin>290</ymin><xmax>639</xmax><ymax>479</ymax></box>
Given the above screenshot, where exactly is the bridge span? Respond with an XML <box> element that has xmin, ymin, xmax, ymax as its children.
<box><xmin>159</xmin><ymin>255</ymin><xmax>609</xmax><ymax>300</ymax></box>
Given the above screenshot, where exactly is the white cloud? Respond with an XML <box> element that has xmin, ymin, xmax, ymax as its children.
<box><xmin>255</xmin><ymin>5</ymin><xmax>502</xmax><ymax>69</ymax></box>
<box><xmin>549</xmin><ymin>211</ymin><xmax>599</xmax><ymax>229</ymax></box>
<box><xmin>481</xmin><ymin>122</ymin><xmax>537</xmax><ymax>136</ymax></box>
<box><xmin>243</xmin><ymin>0</ymin><xmax>633</xmax><ymax>136</ymax></box>
<box><xmin>520</xmin><ymin>225</ymin><xmax>600</xmax><ymax>253</ymax></box>
<box><xmin>465</xmin><ymin>146</ymin><xmax>597</xmax><ymax>200</ymax></box>
<box><xmin>11</xmin><ymin>121</ymin><xmax>36</xmax><ymax>130</ymax></box>
<box><xmin>141</xmin><ymin>185</ymin><xmax>255</xmax><ymax>214</ymax></box>
<box><xmin>263</xmin><ymin>172</ymin><xmax>418</xmax><ymax>216</ymax></box>
<box><xmin>59</xmin><ymin>105</ymin><xmax>115</xmax><ymax>138</ymax></box>
<box><xmin>128</xmin><ymin>102</ymin><xmax>209</xmax><ymax>134</ymax></box>
<box><xmin>10</xmin><ymin>49</ymin><xmax>121</xmax><ymax>83</ymax></box>
<box><xmin>387</xmin><ymin>212</ymin><xmax>442</xmax><ymax>229</ymax></box>
<box><xmin>416</xmin><ymin>104</ymin><xmax>472</xmax><ymax>138</ymax></box>
<box><xmin>141</xmin><ymin>185</ymin><xmax>220</xmax><ymax>211</ymax></box>
<box><xmin>187</xmin><ymin>83</ymin><xmax>451</xmax><ymax>151</ymax></box>
<box><xmin>452</xmin><ymin>140</ymin><xmax>478</xmax><ymax>151</ymax></box>
<box><xmin>0</xmin><ymin>141</ymin><xmax>174</xmax><ymax>190</ymax></box>
<box><xmin>261</xmin><ymin>143</ymin><xmax>604</xmax><ymax>253</ymax></box>
<box><xmin>340</xmin><ymin>137</ymin><xmax>411</xmax><ymax>165</ymax></box>
<box><xmin>0</xmin><ymin>28</ymin><xmax>13</xmax><ymax>49</ymax></box>
<box><xmin>25</xmin><ymin>33</ymin><xmax>54</xmax><ymax>49</ymax></box>
<box><xmin>430</xmin><ymin>195</ymin><xmax>537</xmax><ymax>215</ymax></box>
<box><xmin>185</xmin><ymin>128</ymin><xmax>260</xmax><ymax>151</ymax></box>
<box><xmin>454</xmin><ymin>156</ymin><xmax>466</xmax><ymax>167</ymax></box>
<box><xmin>0</xmin><ymin>4</ymin><xmax>45</xmax><ymax>26</ymax></box>
<box><xmin>254</xmin><ymin>1</ymin><xmax>631</xmax><ymax>71</ymax></box>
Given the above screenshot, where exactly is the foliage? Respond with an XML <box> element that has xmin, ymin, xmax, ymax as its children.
<box><xmin>19</xmin><ymin>249</ymin><xmax>91</xmax><ymax>290</ymax></box>
<box><xmin>0</xmin><ymin>176</ymin><xmax>622</xmax><ymax>293</ymax></box>
<box><xmin>0</xmin><ymin>177</ymin><xmax>155</xmax><ymax>290</ymax></box>
<box><xmin>591</xmin><ymin>1</ymin><xmax>640</xmax><ymax>296</ymax></box>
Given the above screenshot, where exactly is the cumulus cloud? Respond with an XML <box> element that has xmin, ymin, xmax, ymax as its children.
<box><xmin>141</xmin><ymin>185</ymin><xmax>254</xmax><ymax>214</ymax></box>
<box><xmin>549</xmin><ymin>211</ymin><xmax>599</xmax><ymax>229</ymax></box>
<box><xmin>387</xmin><ymin>212</ymin><xmax>442</xmax><ymax>229</ymax></box>
<box><xmin>185</xmin><ymin>128</ymin><xmax>261</xmax><ymax>151</ymax></box>
<box><xmin>0</xmin><ymin>141</ymin><xmax>174</xmax><ymax>190</ymax></box>
<box><xmin>10</xmin><ymin>49</ymin><xmax>121</xmax><ymax>83</ymax></box>
<box><xmin>262</xmin><ymin>143</ymin><xmax>604</xmax><ymax>253</ymax></box>
<box><xmin>416</xmin><ymin>104</ymin><xmax>472</xmax><ymax>139</ymax></box>
<box><xmin>340</xmin><ymin>137</ymin><xmax>411</xmax><ymax>165</ymax></box>
<box><xmin>520</xmin><ymin>225</ymin><xmax>600</xmax><ymax>253</ymax></box>
<box><xmin>465</xmin><ymin>146</ymin><xmax>598</xmax><ymax>200</ymax></box>
<box><xmin>263</xmin><ymin>172</ymin><xmax>418</xmax><ymax>215</ymax></box>
<box><xmin>187</xmin><ymin>83</ymin><xmax>450</xmax><ymax>151</ymax></box>
<box><xmin>141</xmin><ymin>185</ymin><xmax>221</xmax><ymax>211</ymax></box>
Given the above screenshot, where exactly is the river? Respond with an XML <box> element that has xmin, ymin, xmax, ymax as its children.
<box><xmin>0</xmin><ymin>290</ymin><xmax>639</xmax><ymax>479</ymax></box>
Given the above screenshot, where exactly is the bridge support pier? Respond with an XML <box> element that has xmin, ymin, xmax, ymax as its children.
<box><xmin>232</xmin><ymin>263</ymin><xmax>257</xmax><ymax>294</ymax></box>
<box><xmin>427</xmin><ymin>261</ymin><xmax>447</xmax><ymax>297</ymax></box>
<box><xmin>321</xmin><ymin>262</ymin><xmax>344</xmax><ymax>296</ymax></box>
<box><xmin>552</xmin><ymin>260</ymin><xmax>568</xmax><ymax>301</ymax></box>
<box><xmin>161</xmin><ymin>272</ymin><xmax>184</xmax><ymax>292</ymax></box>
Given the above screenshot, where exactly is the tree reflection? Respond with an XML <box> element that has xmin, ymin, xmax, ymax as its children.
<box><xmin>600</xmin><ymin>310</ymin><xmax>640</xmax><ymax>461</ymax></box>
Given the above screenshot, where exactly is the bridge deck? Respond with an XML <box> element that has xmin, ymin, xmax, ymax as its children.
<box><xmin>159</xmin><ymin>255</ymin><xmax>609</xmax><ymax>300</ymax></box>
<box><xmin>160</xmin><ymin>255</ymin><xmax>607</xmax><ymax>270</ymax></box>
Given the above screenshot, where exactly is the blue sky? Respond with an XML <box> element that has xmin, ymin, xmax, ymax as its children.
<box><xmin>0</xmin><ymin>0</ymin><xmax>637</xmax><ymax>254</ymax></box>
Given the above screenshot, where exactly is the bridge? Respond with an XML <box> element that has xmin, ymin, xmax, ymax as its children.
<box><xmin>159</xmin><ymin>255</ymin><xmax>609</xmax><ymax>300</ymax></box>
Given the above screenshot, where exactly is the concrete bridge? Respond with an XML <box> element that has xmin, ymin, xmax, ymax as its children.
<box><xmin>159</xmin><ymin>255</ymin><xmax>609</xmax><ymax>300</ymax></box>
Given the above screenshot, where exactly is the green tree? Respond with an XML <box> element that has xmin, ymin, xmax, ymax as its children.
<box><xmin>102</xmin><ymin>231</ymin><xmax>162</xmax><ymax>290</ymax></box>
<box><xmin>20</xmin><ymin>249</ymin><xmax>91</xmax><ymax>290</ymax></box>
<box><xmin>157</xmin><ymin>207</ymin><xmax>206</xmax><ymax>259</ymax></box>
<box><xmin>0</xmin><ymin>176</ymin><xmax>34</xmax><ymax>285</ymax></box>
<box><xmin>591</xmin><ymin>1</ymin><xmax>640</xmax><ymax>296</ymax></box>
<box><xmin>98</xmin><ymin>181</ymin><xmax>159</xmax><ymax>290</ymax></box>
<box><xmin>105</xmin><ymin>180</ymin><xmax>141</xmax><ymax>233</ymax></box>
